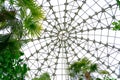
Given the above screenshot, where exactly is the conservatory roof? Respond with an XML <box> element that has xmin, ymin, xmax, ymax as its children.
<box><xmin>22</xmin><ymin>0</ymin><xmax>120</xmax><ymax>79</ymax></box>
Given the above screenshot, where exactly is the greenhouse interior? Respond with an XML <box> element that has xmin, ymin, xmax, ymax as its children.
<box><xmin>0</xmin><ymin>0</ymin><xmax>120</xmax><ymax>80</ymax></box>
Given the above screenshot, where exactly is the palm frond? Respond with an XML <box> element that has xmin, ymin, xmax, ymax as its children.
<box><xmin>30</xmin><ymin>6</ymin><xmax>45</xmax><ymax>20</ymax></box>
<box><xmin>98</xmin><ymin>70</ymin><xmax>110</xmax><ymax>75</ymax></box>
<box><xmin>23</xmin><ymin>16</ymin><xmax>42</xmax><ymax>36</ymax></box>
<box><xmin>17</xmin><ymin>0</ymin><xmax>44</xmax><ymax>20</ymax></box>
<box><xmin>0</xmin><ymin>10</ymin><xmax>16</xmax><ymax>22</ymax></box>
<box><xmin>10</xmin><ymin>19</ymin><xmax>23</xmax><ymax>39</ymax></box>
<box><xmin>90</xmin><ymin>63</ymin><xmax>98</xmax><ymax>72</ymax></box>
<box><xmin>79</xmin><ymin>57</ymin><xmax>91</xmax><ymax>67</ymax></box>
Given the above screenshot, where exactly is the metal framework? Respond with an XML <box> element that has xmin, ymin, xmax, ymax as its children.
<box><xmin>22</xmin><ymin>0</ymin><xmax>120</xmax><ymax>79</ymax></box>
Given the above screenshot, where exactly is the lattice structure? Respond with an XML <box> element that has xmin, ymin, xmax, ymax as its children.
<box><xmin>22</xmin><ymin>0</ymin><xmax>120</xmax><ymax>80</ymax></box>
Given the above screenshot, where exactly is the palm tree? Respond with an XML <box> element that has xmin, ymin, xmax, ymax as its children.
<box><xmin>68</xmin><ymin>57</ymin><xmax>98</xmax><ymax>80</ymax></box>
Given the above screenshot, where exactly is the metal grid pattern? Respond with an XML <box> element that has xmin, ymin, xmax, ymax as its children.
<box><xmin>22</xmin><ymin>0</ymin><xmax>120</xmax><ymax>79</ymax></box>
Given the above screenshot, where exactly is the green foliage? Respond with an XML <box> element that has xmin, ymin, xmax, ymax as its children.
<box><xmin>68</xmin><ymin>57</ymin><xmax>98</xmax><ymax>79</ymax></box>
<box><xmin>90</xmin><ymin>63</ymin><xmax>98</xmax><ymax>72</ymax></box>
<box><xmin>17</xmin><ymin>0</ymin><xmax>44</xmax><ymax>20</ymax></box>
<box><xmin>98</xmin><ymin>70</ymin><xmax>110</xmax><ymax>75</ymax></box>
<box><xmin>0</xmin><ymin>34</ymin><xmax>11</xmax><ymax>50</ymax></box>
<box><xmin>116</xmin><ymin>0</ymin><xmax>120</xmax><ymax>9</ymax></box>
<box><xmin>23</xmin><ymin>16</ymin><xmax>42</xmax><ymax>36</ymax></box>
<box><xmin>98</xmin><ymin>70</ymin><xmax>117</xmax><ymax>80</ymax></box>
<box><xmin>67</xmin><ymin>57</ymin><xmax>115</xmax><ymax>80</ymax></box>
<box><xmin>0</xmin><ymin>40</ymin><xmax>29</xmax><ymax>80</ymax></box>
<box><xmin>0</xmin><ymin>0</ymin><xmax>44</xmax><ymax>79</ymax></box>
<box><xmin>103</xmin><ymin>76</ymin><xmax>117</xmax><ymax>80</ymax></box>
<box><xmin>0</xmin><ymin>0</ymin><xmax>5</xmax><ymax>5</ymax></box>
<box><xmin>0</xmin><ymin>10</ymin><xmax>16</xmax><ymax>22</ymax></box>
<box><xmin>0</xmin><ymin>0</ymin><xmax>44</xmax><ymax>37</ymax></box>
<box><xmin>16</xmin><ymin>0</ymin><xmax>44</xmax><ymax>36</ymax></box>
<box><xmin>112</xmin><ymin>20</ymin><xmax>120</xmax><ymax>30</ymax></box>
<box><xmin>32</xmin><ymin>72</ymin><xmax>51</xmax><ymax>80</ymax></box>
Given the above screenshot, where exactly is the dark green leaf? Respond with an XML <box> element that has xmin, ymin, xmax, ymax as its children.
<box><xmin>0</xmin><ymin>0</ymin><xmax>5</xmax><ymax>5</ymax></box>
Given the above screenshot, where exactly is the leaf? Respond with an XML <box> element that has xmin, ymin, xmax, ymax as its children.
<box><xmin>24</xmin><ymin>16</ymin><xmax>42</xmax><ymax>36</ymax></box>
<box><xmin>0</xmin><ymin>34</ymin><xmax>11</xmax><ymax>43</ymax></box>
<box><xmin>19</xmin><ymin>8</ymin><xmax>26</xmax><ymax>19</ymax></box>
<box><xmin>0</xmin><ymin>22</ymin><xmax>7</xmax><ymax>30</ymax></box>
<box><xmin>116</xmin><ymin>0</ymin><xmax>120</xmax><ymax>8</ymax></box>
<box><xmin>10</xmin><ymin>19</ymin><xmax>24</xmax><ymax>39</ymax></box>
<box><xmin>98</xmin><ymin>70</ymin><xmax>110</xmax><ymax>75</ymax></box>
<box><xmin>0</xmin><ymin>68</ymin><xmax>3</xmax><ymax>73</ymax></box>
<box><xmin>0</xmin><ymin>56</ymin><xmax>3</xmax><ymax>62</ymax></box>
<box><xmin>32</xmin><ymin>72</ymin><xmax>51</xmax><ymax>80</ymax></box>
<box><xmin>68</xmin><ymin>57</ymin><xmax>99</xmax><ymax>79</ymax></box>
<box><xmin>7</xmin><ymin>40</ymin><xmax>22</xmax><ymax>52</ymax></box>
<box><xmin>17</xmin><ymin>0</ymin><xmax>45</xmax><ymax>20</ymax></box>
<box><xmin>30</xmin><ymin>6</ymin><xmax>45</xmax><ymax>20</ymax></box>
<box><xmin>0</xmin><ymin>10</ymin><xmax>16</xmax><ymax>21</ymax></box>
<box><xmin>0</xmin><ymin>0</ymin><xmax>43</xmax><ymax>79</ymax></box>
<box><xmin>22</xmin><ymin>64</ymin><xmax>28</xmax><ymax>75</ymax></box>
<box><xmin>0</xmin><ymin>0</ymin><xmax>5</xmax><ymax>5</ymax></box>
<box><xmin>90</xmin><ymin>63</ymin><xmax>98</xmax><ymax>72</ymax></box>
<box><xmin>9</xmin><ymin>0</ymin><xmax>15</xmax><ymax>5</ymax></box>
<box><xmin>14</xmin><ymin>53</ymin><xmax>21</xmax><ymax>59</ymax></box>
<box><xmin>0</xmin><ymin>34</ymin><xmax>11</xmax><ymax>50</ymax></box>
<box><xmin>112</xmin><ymin>21</ymin><xmax>120</xmax><ymax>30</ymax></box>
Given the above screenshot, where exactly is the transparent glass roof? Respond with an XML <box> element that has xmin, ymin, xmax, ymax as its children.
<box><xmin>22</xmin><ymin>0</ymin><xmax>120</xmax><ymax>79</ymax></box>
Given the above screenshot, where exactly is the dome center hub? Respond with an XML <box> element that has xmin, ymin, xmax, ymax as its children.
<box><xmin>58</xmin><ymin>30</ymin><xmax>69</xmax><ymax>41</ymax></box>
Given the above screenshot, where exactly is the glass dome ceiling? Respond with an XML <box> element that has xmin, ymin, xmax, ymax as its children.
<box><xmin>22</xmin><ymin>0</ymin><xmax>120</xmax><ymax>79</ymax></box>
